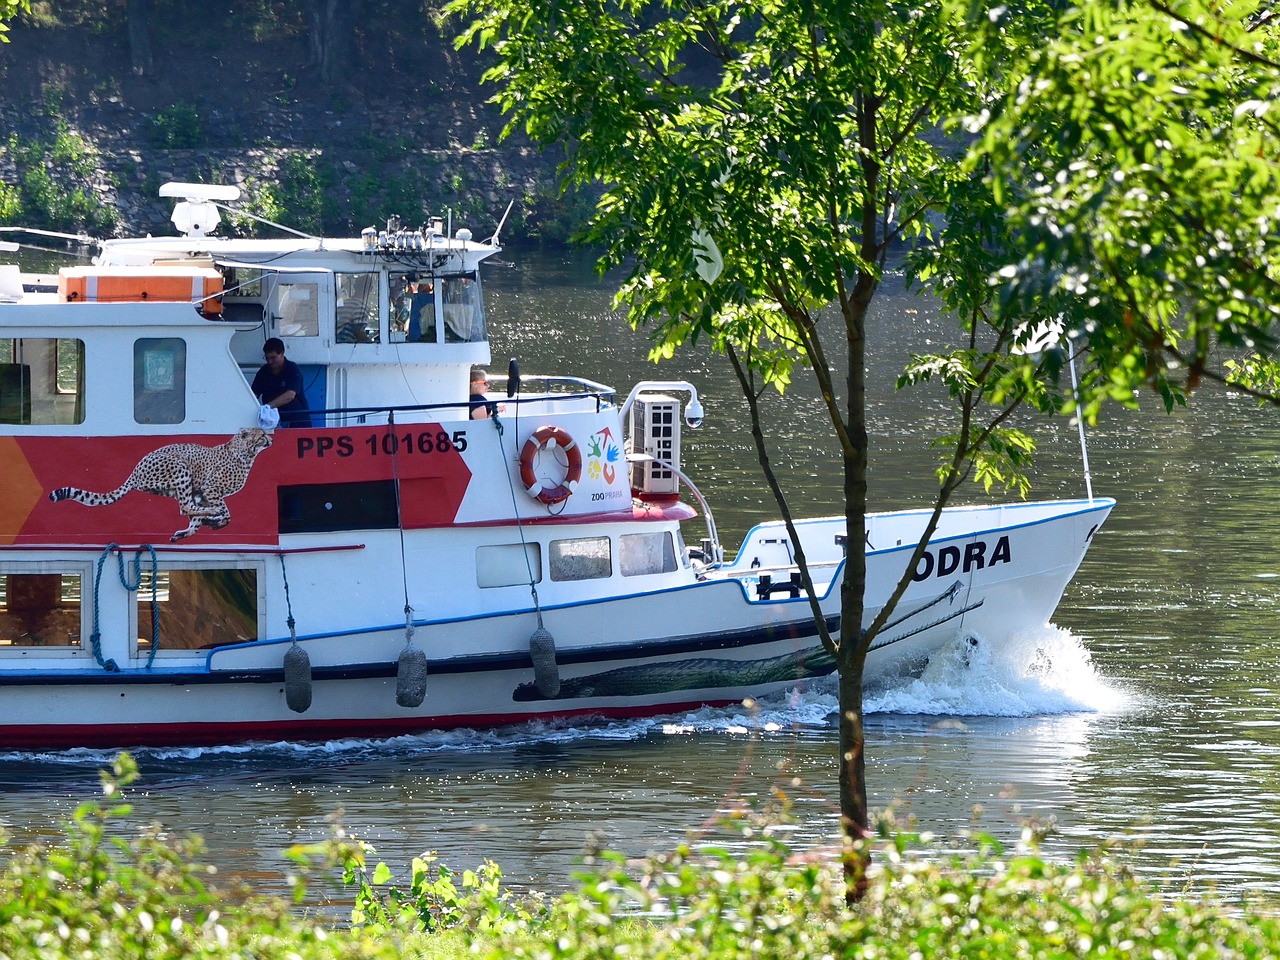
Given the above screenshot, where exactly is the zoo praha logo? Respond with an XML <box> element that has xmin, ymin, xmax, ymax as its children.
<box><xmin>911</xmin><ymin>536</ymin><xmax>1011</xmax><ymax>582</ymax></box>
<box><xmin>48</xmin><ymin>428</ymin><xmax>272</xmax><ymax>541</ymax></box>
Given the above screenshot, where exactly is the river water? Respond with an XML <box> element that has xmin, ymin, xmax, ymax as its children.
<box><xmin>3</xmin><ymin>246</ymin><xmax>1280</xmax><ymax>906</ymax></box>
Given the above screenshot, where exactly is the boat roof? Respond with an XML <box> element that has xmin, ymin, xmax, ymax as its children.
<box><xmin>96</xmin><ymin>233</ymin><xmax>501</xmax><ymax>272</ymax></box>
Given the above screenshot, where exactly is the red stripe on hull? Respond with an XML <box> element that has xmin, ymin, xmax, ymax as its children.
<box><xmin>0</xmin><ymin>700</ymin><xmax>742</xmax><ymax>750</ymax></box>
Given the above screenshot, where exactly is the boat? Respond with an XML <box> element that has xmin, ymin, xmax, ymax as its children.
<box><xmin>0</xmin><ymin>183</ymin><xmax>1115</xmax><ymax>749</ymax></box>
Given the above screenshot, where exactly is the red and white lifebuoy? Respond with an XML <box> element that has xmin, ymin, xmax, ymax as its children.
<box><xmin>519</xmin><ymin>425</ymin><xmax>583</xmax><ymax>505</ymax></box>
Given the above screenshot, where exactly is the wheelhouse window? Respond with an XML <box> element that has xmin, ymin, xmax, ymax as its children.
<box><xmin>223</xmin><ymin>267</ymin><xmax>264</xmax><ymax>299</ymax></box>
<box><xmin>135</xmin><ymin>565</ymin><xmax>260</xmax><ymax>654</ymax></box>
<box><xmin>277</xmin><ymin>281</ymin><xmax>320</xmax><ymax>338</ymax></box>
<box><xmin>620</xmin><ymin>532</ymin><xmax>678</xmax><ymax>577</ymax></box>
<box><xmin>0</xmin><ymin>568</ymin><xmax>84</xmax><ymax>649</ymax></box>
<box><xmin>134</xmin><ymin>338</ymin><xmax>186</xmax><ymax>424</ymax></box>
<box><xmin>440</xmin><ymin>273</ymin><xmax>486</xmax><ymax>343</ymax></box>
<box><xmin>389</xmin><ymin>271</ymin><xmax>436</xmax><ymax>343</ymax></box>
<box><xmin>0</xmin><ymin>337</ymin><xmax>85</xmax><ymax>425</ymax></box>
<box><xmin>476</xmin><ymin>543</ymin><xmax>542</xmax><ymax>588</ymax></box>
<box><xmin>335</xmin><ymin>272</ymin><xmax>380</xmax><ymax>343</ymax></box>
<box><xmin>549</xmin><ymin>537</ymin><xmax>612</xmax><ymax>582</ymax></box>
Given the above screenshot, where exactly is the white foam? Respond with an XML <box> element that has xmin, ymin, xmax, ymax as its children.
<box><xmin>864</xmin><ymin>624</ymin><xmax>1134</xmax><ymax>717</ymax></box>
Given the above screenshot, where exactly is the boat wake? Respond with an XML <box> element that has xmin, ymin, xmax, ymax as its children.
<box><xmin>863</xmin><ymin>624</ymin><xmax>1131</xmax><ymax>717</ymax></box>
<box><xmin>0</xmin><ymin>625</ymin><xmax>1131</xmax><ymax>776</ymax></box>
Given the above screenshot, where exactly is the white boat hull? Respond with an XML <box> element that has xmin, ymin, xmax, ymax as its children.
<box><xmin>0</xmin><ymin>498</ymin><xmax>1112</xmax><ymax>748</ymax></box>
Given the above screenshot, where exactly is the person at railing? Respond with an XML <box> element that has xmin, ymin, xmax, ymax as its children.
<box><xmin>469</xmin><ymin>366</ymin><xmax>504</xmax><ymax>419</ymax></box>
<box><xmin>253</xmin><ymin>338</ymin><xmax>312</xmax><ymax>428</ymax></box>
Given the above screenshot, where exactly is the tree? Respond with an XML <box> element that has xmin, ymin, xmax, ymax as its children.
<box><xmin>451</xmin><ymin>0</ymin><xmax>1074</xmax><ymax>895</ymax></box>
<box><xmin>0</xmin><ymin>1</ymin><xmax>30</xmax><ymax>42</ymax></box>
<box><xmin>973</xmin><ymin>0</ymin><xmax>1280</xmax><ymax>410</ymax></box>
<box><xmin>308</xmin><ymin>0</ymin><xmax>364</xmax><ymax>85</ymax></box>
<box><xmin>126</xmin><ymin>0</ymin><xmax>153</xmax><ymax>76</ymax></box>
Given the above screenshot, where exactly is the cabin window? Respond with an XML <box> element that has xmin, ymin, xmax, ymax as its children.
<box><xmin>0</xmin><ymin>568</ymin><xmax>85</xmax><ymax>649</ymax></box>
<box><xmin>224</xmin><ymin>267</ymin><xmax>264</xmax><ymax>299</ymax></box>
<box><xmin>476</xmin><ymin>543</ymin><xmax>542</xmax><ymax>588</ymax></box>
<box><xmin>336</xmin><ymin>272</ymin><xmax>380</xmax><ymax>343</ymax></box>
<box><xmin>0</xmin><ymin>338</ymin><xmax>85</xmax><ymax>425</ymax></box>
<box><xmin>440</xmin><ymin>273</ymin><xmax>486</xmax><ymax>343</ymax></box>
<box><xmin>133</xmin><ymin>338</ymin><xmax>186</xmax><ymax>424</ymax></box>
<box><xmin>135</xmin><ymin>565</ymin><xmax>260</xmax><ymax>655</ymax></box>
<box><xmin>277</xmin><ymin>480</ymin><xmax>399</xmax><ymax>533</ymax></box>
<box><xmin>549</xmin><ymin>536</ymin><xmax>612</xmax><ymax>582</ymax></box>
<box><xmin>620</xmin><ymin>532</ymin><xmax>678</xmax><ymax>577</ymax></box>
<box><xmin>278</xmin><ymin>282</ymin><xmax>320</xmax><ymax>338</ymax></box>
<box><xmin>389</xmin><ymin>271</ymin><xmax>436</xmax><ymax>343</ymax></box>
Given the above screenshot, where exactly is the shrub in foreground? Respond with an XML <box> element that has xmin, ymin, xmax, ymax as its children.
<box><xmin>5</xmin><ymin>757</ymin><xmax>1280</xmax><ymax>960</ymax></box>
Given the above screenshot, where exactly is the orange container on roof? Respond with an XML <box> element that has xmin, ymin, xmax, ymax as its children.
<box><xmin>58</xmin><ymin>266</ymin><xmax>223</xmax><ymax>315</ymax></box>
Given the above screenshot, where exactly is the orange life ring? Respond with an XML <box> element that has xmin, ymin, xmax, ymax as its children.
<box><xmin>519</xmin><ymin>426</ymin><xmax>583</xmax><ymax>505</ymax></box>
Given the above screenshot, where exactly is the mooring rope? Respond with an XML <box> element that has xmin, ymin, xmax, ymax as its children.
<box><xmin>90</xmin><ymin>544</ymin><xmax>121</xmax><ymax>673</ymax></box>
<box><xmin>387</xmin><ymin>409</ymin><xmax>414</xmax><ymax>636</ymax></box>
<box><xmin>90</xmin><ymin>543</ymin><xmax>160</xmax><ymax>670</ymax></box>
<box><xmin>277</xmin><ymin>552</ymin><xmax>297</xmax><ymax>642</ymax></box>
<box><xmin>492</xmin><ymin>401</ymin><xmax>542</xmax><ymax>613</ymax></box>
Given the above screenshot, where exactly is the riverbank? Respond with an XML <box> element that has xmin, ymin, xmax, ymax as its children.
<box><xmin>0</xmin><ymin>3</ymin><xmax>580</xmax><ymax>243</ymax></box>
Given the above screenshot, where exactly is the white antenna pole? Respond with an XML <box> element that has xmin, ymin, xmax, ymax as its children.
<box><xmin>1068</xmin><ymin>345</ymin><xmax>1094</xmax><ymax>503</ymax></box>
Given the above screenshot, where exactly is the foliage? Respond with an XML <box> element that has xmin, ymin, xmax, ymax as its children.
<box><xmin>8</xmin><ymin>755</ymin><xmax>1280</xmax><ymax>960</ymax></box>
<box><xmin>0</xmin><ymin>0</ymin><xmax>28</xmax><ymax>41</ymax></box>
<box><xmin>233</xmin><ymin>152</ymin><xmax>333</xmax><ymax>236</ymax></box>
<box><xmin>3</xmin><ymin>124</ymin><xmax>119</xmax><ymax>233</ymax></box>
<box><xmin>469</xmin><ymin>811</ymin><xmax>1280</xmax><ymax>960</ymax></box>
<box><xmin>0</xmin><ymin>180</ymin><xmax>21</xmax><ymax>221</ymax></box>
<box><xmin>147</xmin><ymin>102</ymin><xmax>204</xmax><ymax>148</ymax></box>
<box><xmin>342</xmin><ymin>847</ymin><xmax>534</xmax><ymax>932</ymax></box>
<box><xmin>0</xmin><ymin>753</ymin><xmax>476</xmax><ymax>959</ymax></box>
<box><xmin>0</xmin><ymin>753</ymin><xmax>328</xmax><ymax>959</ymax></box>
<box><xmin>973</xmin><ymin>0</ymin><xmax>1280</xmax><ymax>413</ymax></box>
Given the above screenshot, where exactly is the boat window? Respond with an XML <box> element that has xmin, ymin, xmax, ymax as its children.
<box><xmin>620</xmin><ymin>532</ymin><xmax>678</xmax><ymax>577</ymax></box>
<box><xmin>0</xmin><ymin>570</ymin><xmax>84</xmax><ymax>649</ymax></box>
<box><xmin>277</xmin><ymin>480</ymin><xmax>400</xmax><ymax>533</ymax></box>
<box><xmin>135</xmin><ymin>566</ymin><xmax>260</xmax><ymax>654</ymax></box>
<box><xmin>277</xmin><ymin>281</ymin><xmax>320</xmax><ymax>338</ymax></box>
<box><xmin>476</xmin><ymin>543</ymin><xmax>543</xmax><ymax>588</ymax></box>
<box><xmin>440</xmin><ymin>273</ymin><xmax>486</xmax><ymax>343</ymax></box>
<box><xmin>133</xmin><ymin>338</ymin><xmax>186</xmax><ymax>424</ymax></box>
<box><xmin>0</xmin><ymin>338</ymin><xmax>85</xmax><ymax>425</ymax></box>
<box><xmin>335</xmin><ymin>272</ymin><xmax>381</xmax><ymax>343</ymax></box>
<box><xmin>223</xmin><ymin>267</ymin><xmax>264</xmax><ymax>299</ymax></box>
<box><xmin>549</xmin><ymin>537</ymin><xmax>612</xmax><ymax>582</ymax></box>
<box><xmin>389</xmin><ymin>271</ymin><xmax>436</xmax><ymax>343</ymax></box>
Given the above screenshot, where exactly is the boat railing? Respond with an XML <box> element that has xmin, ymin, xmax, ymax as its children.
<box><xmin>314</xmin><ymin>377</ymin><xmax>617</xmax><ymax>426</ymax></box>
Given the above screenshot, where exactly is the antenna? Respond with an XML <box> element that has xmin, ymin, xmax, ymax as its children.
<box><xmin>489</xmin><ymin>200</ymin><xmax>515</xmax><ymax>246</ymax></box>
<box><xmin>1068</xmin><ymin>344</ymin><xmax>1094</xmax><ymax>503</ymax></box>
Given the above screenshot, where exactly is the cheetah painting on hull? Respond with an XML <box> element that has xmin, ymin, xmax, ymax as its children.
<box><xmin>48</xmin><ymin>428</ymin><xmax>273</xmax><ymax>541</ymax></box>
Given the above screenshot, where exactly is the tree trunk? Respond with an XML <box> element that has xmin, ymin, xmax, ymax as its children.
<box><xmin>308</xmin><ymin>0</ymin><xmax>363</xmax><ymax>85</ymax></box>
<box><xmin>126</xmin><ymin>0</ymin><xmax>152</xmax><ymax>77</ymax></box>
<box><xmin>839</xmin><ymin>274</ymin><xmax>875</xmax><ymax>903</ymax></box>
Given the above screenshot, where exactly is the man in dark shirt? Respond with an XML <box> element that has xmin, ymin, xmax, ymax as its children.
<box><xmin>252</xmin><ymin>338</ymin><xmax>311</xmax><ymax>428</ymax></box>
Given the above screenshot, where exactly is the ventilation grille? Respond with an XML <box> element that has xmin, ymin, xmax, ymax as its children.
<box><xmin>629</xmin><ymin>395</ymin><xmax>681</xmax><ymax>495</ymax></box>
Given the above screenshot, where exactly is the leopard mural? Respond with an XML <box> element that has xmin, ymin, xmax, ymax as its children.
<box><xmin>49</xmin><ymin>427</ymin><xmax>273</xmax><ymax>542</ymax></box>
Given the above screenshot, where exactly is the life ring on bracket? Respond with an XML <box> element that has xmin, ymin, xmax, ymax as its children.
<box><xmin>519</xmin><ymin>425</ymin><xmax>583</xmax><ymax>506</ymax></box>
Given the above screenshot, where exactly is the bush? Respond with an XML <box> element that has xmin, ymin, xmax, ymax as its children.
<box><xmin>147</xmin><ymin>102</ymin><xmax>204</xmax><ymax>149</ymax></box>
<box><xmin>8</xmin><ymin>756</ymin><xmax>1280</xmax><ymax>960</ymax></box>
<box><xmin>463</xmin><ymin>813</ymin><xmax>1280</xmax><ymax>960</ymax></box>
<box><xmin>0</xmin><ymin>754</ymin><xmax>434</xmax><ymax>959</ymax></box>
<box><xmin>3</xmin><ymin>127</ymin><xmax>117</xmax><ymax>233</ymax></box>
